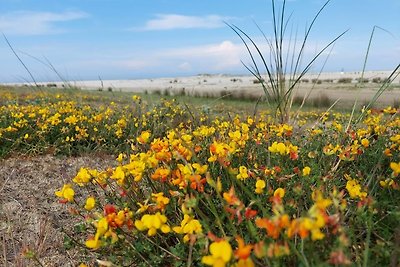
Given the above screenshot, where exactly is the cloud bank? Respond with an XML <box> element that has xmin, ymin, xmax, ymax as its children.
<box><xmin>0</xmin><ymin>10</ymin><xmax>88</xmax><ymax>35</ymax></box>
<box><xmin>137</xmin><ymin>14</ymin><xmax>227</xmax><ymax>31</ymax></box>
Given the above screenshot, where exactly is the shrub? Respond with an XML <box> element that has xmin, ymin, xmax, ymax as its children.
<box><xmin>337</xmin><ymin>77</ymin><xmax>353</xmax><ymax>84</ymax></box>
<box><xmin>356</xmin><ymin>78</ymin><xmax>369</xmax><ymax>83</ymax></box>
<box><xmin>310</xmin><ymin>93</ymin><xmax>332</xmax><ymax>108</ymax></box>
<box><xmin>372</xmin><ymin>77</ymin><xmax>382</xmax><ymax>83</ymax></box>
<box><xmin>311</xmin><ymin>79</ymin><xmax>322</xmax><ymax>84</ymax></box>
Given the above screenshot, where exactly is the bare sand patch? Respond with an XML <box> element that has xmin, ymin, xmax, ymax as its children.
<box><xmin>0</xmin><ymin>154</ymin><xmax>116</xmax><ymax>266</ymax></box>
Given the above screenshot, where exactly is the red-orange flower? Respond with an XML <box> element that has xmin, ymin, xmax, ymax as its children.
<box><xmin>234</xmin><ymin>237</ymin><xmax>253</xmax><ymax>260</ymax></box>
<box><xmin>255</xmin><ymin>218</ymin><xmax>280</xmax><ymax>239</ymax></box>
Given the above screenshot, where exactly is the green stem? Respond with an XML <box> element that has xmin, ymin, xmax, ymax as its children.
<box><xmin>301</xmin><ymin>239</ymin><xmax>310</xmax><ymax>267</ymax></box>
<box><xmin>287</xmin><ymin>239</ymin><xmax>310</xmax><ymax>267</ymax></box>
<box><xmin>203</xmin><ymin>195</ymin><xmax>227</xmax><ymax>237</ymax></box>
<box><xmin>363</xmin><ymin>215</ymin><xmax>372</xmax><ymax>267</ymax></box>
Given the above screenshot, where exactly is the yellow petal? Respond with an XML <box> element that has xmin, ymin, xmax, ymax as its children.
<box><xmin>84</xmin><ymin>197</ymin><xmax>96</xmax><ymax>211</ymax></box>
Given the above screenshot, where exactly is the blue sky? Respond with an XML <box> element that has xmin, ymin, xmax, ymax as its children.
<box><xmin>0</xmin><ymin>0</ymin><xmax>399</xmax><ymax>82</ymax></box>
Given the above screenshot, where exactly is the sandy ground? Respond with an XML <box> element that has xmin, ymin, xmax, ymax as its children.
<box><xmin>61</xmin><ymin>70</ymin><xmax>399</xmax><ymax>91</ymax></box>
<box><xmin>0</xmin><ymin>154</ymin><xmax>116</xmax><ymax>267</ymax></box>
<box><xmin>22</xmin><ymin>70</ymin><xmax>400</xmax><ymax>108</ymax></box>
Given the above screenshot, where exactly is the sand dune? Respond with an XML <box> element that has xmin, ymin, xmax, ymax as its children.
<box><xmin>5</xmin><ymin>70</ymin><xmax>400</xmax><ymax>108</ymax></box>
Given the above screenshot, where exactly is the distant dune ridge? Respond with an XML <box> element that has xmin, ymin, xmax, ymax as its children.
<box><xmin>5</xmin><ymin>70</ymin><xmax>400</xmax><ymax>108</ymax></box>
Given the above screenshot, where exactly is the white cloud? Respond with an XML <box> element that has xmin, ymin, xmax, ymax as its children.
<box><xmin>178</xmin><ymin>62</ymin><xmax>192</xmax><ymax>71</ymax></box>
<box><xmin>113</xmin><ymin>40</ymin><xmax>246</xmax><ymax>73</ymax></box>
<box><xmin>165</xmin><ymin>40</ymin><xmax>245</xmax><ymax>70</ymax></box>
<box><xmin>0</xmin><ymin>10</ymin><xmax>88</xmax><ymax>35</ymax></box>
<box><xmin>113</xmin><ymin>59</ymin><xmax>158</xmax><ymax>70</ymax></box>
<box><xmin>136</xmin><ymin>14</ymin><xmax>227</xmax><ymax>31</ymax></box>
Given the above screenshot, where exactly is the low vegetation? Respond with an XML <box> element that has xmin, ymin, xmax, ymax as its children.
<box><xmin>1</xmin><ymin>86</ymin><xmax>400</xmax><ymax>266</ymax></box>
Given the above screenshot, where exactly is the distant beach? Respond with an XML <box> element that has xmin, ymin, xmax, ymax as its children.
<box><xmin>5</xmin><ymin>70</ymin><xmax>400</xmax><ymax>108</ymax></box>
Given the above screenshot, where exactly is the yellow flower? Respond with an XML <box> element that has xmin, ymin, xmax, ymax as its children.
<box><xmin>137</xmin><ymin>131</ymin><xmax>151</xmax><ymax>144</ymax></box>
<box><xmin>110</xmin><ymin>166</ymin><xmax>126</xmax><ymax>185</ymax></box>
<box><xmin>86</xmin><ymin>217</ymin><xmax>109</xmax><ymax>249</ymax></box>
<box><xmin>361</xmin><ymin>138</ymin><xmax>369</xmax><ymax>148</ymax></box>
<box><xmin>311</xmin><ymin>228</ymin><xmax>325</xmax><ymax>241</ymax></box>
<box><xmin>172</xmin><ymin>214</ymin><xmax>203</xmax><ymax>242</ymax></box>
<box><xmin>323</xmin><ymin>144</ymin><xmax>341</xmax><ymax>155</ymax></box>
<box><xmin>229</xmin><ymin>130</ymin><xmax>242</xmax><ymax>141</ymax></box>
<box><xmin>64</xmin><ymin>115</ymin><xmax>78</xmax><ymax>125</ymax></box>
<box><xmin>302</xmin><ymin>166</ymin><xmax>311</xmax><ymax>176</ymax></box>
<box><xmin>55</xmin><ymin>184</ymin><xmax>75</xmax><ymax>202</ymax></box>
<box><xmin>274</xmin><ymin>188</ymin><xmax>285</xmax><ymax>198</ymax></box>
<box><xmin>97</xmin><ymin>217</ymin><xmax>109</xmax><ymax>236</ymax></box>
<box><xmin>390</xmin><ymin>162</ymin><xmax>400</xmax><ymax>175</ymax></box>
<box><xmin>152</xmin><ymin>192</ymin><xmax>170</xmax><ymax>211</ymax></box>
<box><xmin>192</xmin><ymin>163</ymin><xmax>208</xmax><ymax>174</ymax></box>
<box><xmin>206</xmin><ymin>175</ymin><xmax>222</xmax><ymax>193</ymax></box>
<box><xmin>85</xmin><ymin>236</ymin><xmax>101</xmax><ymax>249</ymax></box>
<box><xmin>209</xmin><ymin>141</ymin><xmax>231</xmax><ymax>162</ymax></box>
<box><xmin>136</xmin><ymin>202</ymin><xmax>149</xmax><ymax>214</ymax></box>
<box><xmin>255</xmin><ymin>180</ymin><xmax>266</xmax><ymax>194</ymax></box>
<box><xmin>116</xmin><ymin>153</ymin><xmax>125</xmax><ymax>163</ymax></box>
<box><xmin>84</xmin><ymin>197</ymin><xmax>96</xmax><ymax>211</ymax></box>
<box><xmin>268</xmin><ymin>142</ymin><xmax>287</xmax><ymax>155</ymax></box>
<box><xmin>134</xmin><ymin>212</ymin><xmax>171</xmax><ymax>236</ymax></box>
<box><xmin>235</xmin><ymin>258</ymin><xmax>255</xmax><ymax>267</ymax></box>
<box><xmin>346</xmin><ymin>179</ymin><xmax>367</xmax><ymax>199</ymax></box>
<box><xmin>202</xmin><ymin>240</ymin><xmax>232</xmax><ymax>267</ymax></box>
<box><xmin>132</xmin><ymin>95</ymin><xmax>141</xmax><ymax>101</ymax></box>
<box><xmin>73</xmin><ymin>168</ymin><xmax>92</xmax><ymax>185</ymax></box>
<box><xmin>380</xmin><ymin>178</ymin><xmax>394</xmax><ymax>188</ymax></box>
<box><xmin>236</xmin><ymin>166</ymin><xmax>249</xmax><ymax>180</ymax></box>
<box><xmin>311</xmin><ymin>190</ymin><xmax>332</xmax><ymax>210</ymax></box>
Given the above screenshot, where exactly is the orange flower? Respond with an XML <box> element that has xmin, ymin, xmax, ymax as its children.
<box><xmin>151</xmin><ymin>167</ymin><xmax>170</xmax><ymax>182</ymax></box>
<box><xmin>223</xmin><ymin>187</ymin><xmax>242</xmax><ymax>206</ymax></box>
<box><xmin>274</xmin><ymin>188</ymin><xmax>285</xmax><ymax>198</ymax></box>
<box><xmin>235</xmin><ymin>237</ymin><xmax>253</xmax><ymax>260</ymax></box>
<box><xmin>255</xmin><ymin>218</ymin><xmax>280</xmax><ymax>239</ymax></box>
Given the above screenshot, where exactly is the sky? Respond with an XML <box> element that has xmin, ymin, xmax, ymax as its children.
<box><xmin>0</xmin><ymin>0</ymin><xmax>399</xmax><ymax>83</ymax></box>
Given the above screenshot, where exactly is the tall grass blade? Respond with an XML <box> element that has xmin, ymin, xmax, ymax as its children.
<box><xmin>2</xmin><ymin>33</ymin><xmax>38</xmax><ymax>87</ymax></box>
<box><xmin>359</xmin><ymin>26</ymin><xmax>394</xmax><ymax>87</ymax></box>
<box><xmin>17</xmin><ymin>51</ymin><xmax>74</xmax><ymax>89</ymax></box>
<box><xmin>228</xmin><ymin>0</ymin><xmax>346</xmax><ymax>123</ymax></box>
<box><xmin>356</xmin><ymin>63</ymin><xmax>400</xmax><ymax>123</ymax></box>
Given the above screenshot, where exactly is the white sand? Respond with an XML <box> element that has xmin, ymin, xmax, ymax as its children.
<box><xmin>4</xmin><ymin>70</ymin><xmax>400</xmax><ymax>107</ymax></box>
<box><xmin>58</xmin><ymin>70</ymin><xmax>398</xmax><ymax>93</ymax></box>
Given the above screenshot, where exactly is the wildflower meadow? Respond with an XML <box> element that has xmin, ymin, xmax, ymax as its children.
<box><xmin>1</xmin><ymin>84</ymin><xmax>400</xmax><ymax>266</ymax></box>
